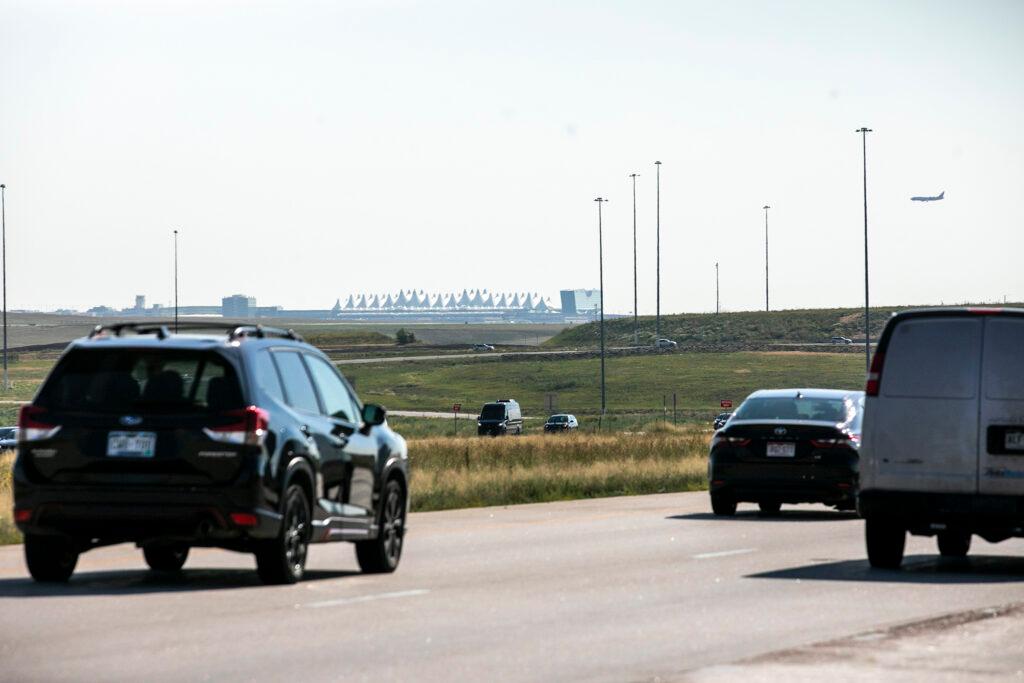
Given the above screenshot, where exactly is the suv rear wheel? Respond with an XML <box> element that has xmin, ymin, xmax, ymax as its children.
<box><xmin>937</xmin><ymin>530</ymin><xmax>971</xmax><ymax>558</ymax></box>
<box><xmin>356</xmin><ymin>479</ymin><xmax>405</xmax><ymax>573</ymax></box>
<box><xmin>865</xmin><ymin>518</ymin><xmax>905</xmax><ymax>569</ymax></box>
<box><xmin>144</xmin><ymin>543</ymin><xmax>189</xmax><ymax>572</ymax></box>
<box><xmin>256</xmin><ymin>484</ymin><xmax>310</xmax><ymax>585</ymax></box>
<box><xmin>25</xmin><ymin>535</ymin><xmax>78</xmax><ymax>583</ymax></box>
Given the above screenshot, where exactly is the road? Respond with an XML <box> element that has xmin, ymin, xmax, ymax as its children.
<box><xmin>335</xmin><ymin>348</ymin><xmax>596</xmax><ymax>365</ymax></box>
<box><xmin>1</xmin><ymin>492</ymin><xmax>1022</xmax><ymax>682</ymax></box>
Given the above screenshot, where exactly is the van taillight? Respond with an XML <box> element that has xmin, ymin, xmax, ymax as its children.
<box><xmin>18</xmin><ymin>405</ymin><xmax>61</xmax><ymax>442</ymax></box>
<box><xmin>865</xmin><ymin>351</ymin><xmax>885</xmax><ymax>397</ymax></box>
<box><xmin>203</xmin><ymin>406</ymin><xmax>270</xmax><ymax>446</ymax></box>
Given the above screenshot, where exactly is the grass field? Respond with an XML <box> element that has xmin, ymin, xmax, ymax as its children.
<box><xmin>0</xmin><ymin>452</ymin><xmax>17</xmax><ymax>545</ymax></box>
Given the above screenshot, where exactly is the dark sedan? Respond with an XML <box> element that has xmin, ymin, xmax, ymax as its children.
<box><xmin>708</xmin><ymin>388</ymin><xmax>864</xmax><ymax>516</ymax></box>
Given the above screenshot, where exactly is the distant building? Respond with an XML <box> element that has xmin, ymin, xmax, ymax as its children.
<box><xmin>560</xmin><ymin>289</ymin><xmax>601</xmax><ymax>315</ymax></box>
<box><xmin>134</xmin><ymin>295</ymin><xmax>146</xmax><ymax>311</ymax></box>
<box><xmin>222</xmin><ymin>294</ymin><xmax>257</xmax><ymax>318</ymax></box>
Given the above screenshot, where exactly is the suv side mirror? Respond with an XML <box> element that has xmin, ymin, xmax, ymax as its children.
<box><xmin>361</xmin><ymin>403</ymin><xmax>386</xmax><ymax>426</ymax></box>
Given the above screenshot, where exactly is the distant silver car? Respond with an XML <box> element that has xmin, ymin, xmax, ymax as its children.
<box><xmin>0</xmin><ymin>426</ymin><xmax>17</xmax><ymax>450</ymax></box>
<box><xmin>472</xmin><ymin>344</ymin><xmax>495</xmax><ymax>352</ymax></box>
<box><xmin>655</xmin><ymin>338</ymin><xmax>678</xmax><ymax>349</ymax></box>
<box><xmin>830</xmin><ymin>336</ymin><xmax>852</xmax><ymax>344</ymax></box>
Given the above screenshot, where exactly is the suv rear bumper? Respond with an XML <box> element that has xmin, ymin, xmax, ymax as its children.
<box><xmin>858</xmin><ymin>489</ymin><xmax>1024</xmax><ymax>540</ymax></box>
<box><xmin>13</xmin><ymin>484</ymin><xmax>282</xmax><ymax>545</ymax></box>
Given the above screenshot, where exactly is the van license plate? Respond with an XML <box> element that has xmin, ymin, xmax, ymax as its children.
<box><xmin>766</xmin><ymin>442</ymin><xmax>796</xmax><ymax>457</ymax></box>
<box><xmin>1006</xmin><ymin>430</ymin><xmax>1024</xmax><ymax>452</ymax></box>
<box><xmin>107</xmin><ymin>431</ymin><xmax>157</xmax><ymax>458</ymax></box>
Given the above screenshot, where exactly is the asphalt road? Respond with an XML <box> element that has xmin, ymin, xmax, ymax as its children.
<box><xmin>2</xmin><ymin>492</ymin><xmax>1023</xmax><ymax>682</ymax></box>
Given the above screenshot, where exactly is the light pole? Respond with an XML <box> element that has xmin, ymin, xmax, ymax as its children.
<box><xmin>762</xmin><ymin>205</ymin><xmax>771</xmax><ymax>312</ymax></box>
<box><xmin>655</xmin><ymin>161</ymin><xmax>661</xmax><ymax>338</ymax></box>
<box><xmin>595</xmin><ymin>197</ymin><xmax>608</xmax><ymax>424</ymax></box>
<box><xmin>629</xmin><ymin>173</ymin><xmax>639</xmax><ymax>346</ymax></box>
<box><xmin>857</xmin><ymin>127</ymin><xmax>872</xmax><ymax>372</ymax></box>
<box><xmin>173</xmin><ymin>229</ymin><xmax>179</xmax><ymax>332</ymax></box>
<box><xmin>1</xmin><ymin>183</ymin><xmax>8</xmax><ymax>391</ymax></box>
<box><xmin>715</xmin><ymin>262</ymin><xmax>720</xmax><ymax>314</ymax></box>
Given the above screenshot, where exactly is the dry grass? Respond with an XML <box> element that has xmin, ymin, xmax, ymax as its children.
<box><xmin>408</xmin><ymin>428</ymin><xmax>710</xmax><ymax>512</ymax></box>
<box><xmin>0</xmin><ymin>451</ymin><xmax>18</xmax><ymax>545</ymax></box>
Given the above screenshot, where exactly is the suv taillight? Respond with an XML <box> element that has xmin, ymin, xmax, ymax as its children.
<box><xmin>203</xmin><ymin>406</ymin><xmax>270</xmax><ymax>446</ymax></box>
<box><xmin>865</xmin><ymin>351</ymin><xmax>885</xmax><ymax>397</ymax></box>
<box><xmin>18</xmin><ymin>405</ymin><xmax>61</xmax><ymax>442</ymax></box>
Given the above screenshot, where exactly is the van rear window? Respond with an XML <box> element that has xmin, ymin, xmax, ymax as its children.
<box><xmin>883</xmin><ymin>318</ymin><xmax>981</xmax><ymax>399</ymax></box>
<box><xmin>984</xmin><ymin>319</ymin><xmax>1024</xmax><ymax>400</ymax></box>
<box><xmin>38</xmin><ymin>348</ymin><xmax>244</xmax><ymax>414</ymax></box>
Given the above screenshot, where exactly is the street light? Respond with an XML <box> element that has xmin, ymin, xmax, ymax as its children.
<box><xmin>629</xmin><ymin>173</ymin><xmax>639</xmax><ymax>346</ymax></box>
<box><xmin>763</xmin><ymin>205</ymin><xmax>771</xmax><ymax>312</ymax></box>
<box><xmin>595</xmin><ymin>197</ymin><xmax>608</xmax><ymax>425</ymax></box>
<box><xmin>173</xmin><ymin>229</ymin><xmax>179</xmax><ymax>332</ymax></box>
<box><xmin>1</xmin><ymin>183</ymin><xmax>8</xmax><ymax>391</ymax></box>
<box><xmin>856</xmin><ymin>127</ymin><xmax>873</xmax><ymax>372</ymax></box>
<box><xmin>715</xmin><ymin>261</ymin><xmax>720</xmax><ymax>315</ymax></box>
<box><xmin>655</xmin><ymin>161</ymin><xmax>661</xmax><ymax>338</ymax></box>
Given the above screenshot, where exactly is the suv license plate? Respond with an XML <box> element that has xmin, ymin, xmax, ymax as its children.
<box><xmin>766</xmin><ymin>442</ymin><xmax>796</xmax><ymax>457</ymax></box>
<box><xmin>107</xmin><ymin>431</ymin><xmax>157</xmax><ymax>458</ymax></box>
<box><xmin>1006</xmin><ymin>430</ymin><xmax>1024</xmax><ymax>452</ymax></box>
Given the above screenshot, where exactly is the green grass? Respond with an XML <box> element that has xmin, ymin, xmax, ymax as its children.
<box><xmin>347</xmin><ymin>351</ymin><xmax>863</xmax><ymax>416</ymax></box>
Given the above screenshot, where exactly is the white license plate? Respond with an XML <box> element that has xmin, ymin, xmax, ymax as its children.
<box><xmin>1006</xmin><ymin>430</ymin><xmax>1024</xmax><ymax>452</ymax></box>
<box><xmin>766</xmin><ymin>441</ymin><xmax>796</xmax><ymax>457</ymax></box>
<box><xmin>107</xmin><ymin>431</ymin><xmax>157</xmax><ymax>458</ymax></box>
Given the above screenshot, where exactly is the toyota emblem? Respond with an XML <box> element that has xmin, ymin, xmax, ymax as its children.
<box><xmin>773</xmin><ymin>427</ymin><xmax>787</xmax><ymax>436</ymax></box>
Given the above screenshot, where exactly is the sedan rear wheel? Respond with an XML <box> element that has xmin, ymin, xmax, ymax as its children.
<box><xmin>758</xmin><ymin>501</ymin><xmax>782</xmax><ymax>516</ymax></box>
<box><xmin>144</xmin><ymin>543</ymin><xmax>189</xmax><ymax>572</ymax></box>
<box><xmin>710</xmin><ymin>492</ymin><xmax>737</xmax><ymax>516</ymax></box>
<box><xmin>937</xmin><ymin>530</ymin><xmax>971</xmax><ymax>558</ymax></box>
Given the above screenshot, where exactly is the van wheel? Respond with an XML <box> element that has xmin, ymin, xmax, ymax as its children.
<box><xmin>865</xmin><ymin>518</ymin><xmax>905</xmax><ymax>569</ymax></box>
<box><xmin>758</xmin><ymin>501</ymin><xmax>781</xmax><ymax>516</ymax></box>
<box><xmin>144</xmin><ymin>543</ymin><xmax>189</xmax><ymax>572</ymax></box>
<box><xmin>937</xmin><ymin>530</ymin><xmax>971</xmax><ymax>558</ymax></box>
<box><xmin>24</xmin><ymin>535</ymin><xmax>79</xmax><ymax>583</ymax></box>
<box><xmin>255</xmin><ymin>485</ymin><xmax>310</xmax><ymax>585</ymax></box>
<box><xmin>710</xmin><ymin>492</ymin><xmax>736</xmax><ymax>516</ymax></box>
<box><xmin>356</xmin><ymin>479</ymin><xmax>406</xmax><ymax>574</ymax></box>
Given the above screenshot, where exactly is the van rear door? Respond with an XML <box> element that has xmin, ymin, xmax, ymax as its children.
<box><xmin>978</xmin><ymin>315</ymin><xmax>1024</xmax><ymax>495</ymax></box>
<box><xmin>869</xmin><ymin>316</ymin><xmax>983</xmax><ymax>493</ymax></box>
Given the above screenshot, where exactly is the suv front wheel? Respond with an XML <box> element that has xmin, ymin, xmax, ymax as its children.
<box><xmin>256</xmin><ymin>484</ymin><xmax>310</xmax><ymax>585</ymax></box>
<box><xmin>356</xmin><ymin>479</ymin><xmax>406</xmax><ymax>573</ymax></box>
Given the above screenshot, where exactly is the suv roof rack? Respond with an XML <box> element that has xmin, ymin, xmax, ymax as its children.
<box><xmin>87</xmin><ymin>321</ymin><xmax>304</xmax><ymax>342</ymax></box>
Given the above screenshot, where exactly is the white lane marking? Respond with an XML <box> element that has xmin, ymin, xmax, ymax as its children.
<box><xmin>298</xmin><ymin>589</ymin><xmax>430</xmax><ymax>609</ymax></box>
<box><xmin>693</xmin><ymin>548</ymin><xmax>757</xmax><ymax>560</ymax></box>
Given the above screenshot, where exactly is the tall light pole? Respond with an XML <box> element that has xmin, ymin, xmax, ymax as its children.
<box><xmin>857</xmin><ymin>127</ymin><xmax>873</xmax><ymax>372</ymax></box>
<box><xmin>1</xmin><ymin>183</ymin><xmax>8</xmax><ymax>391</ymax></box>
<box><xmin>763</xmin><ymin>205</ymin><xmax>771</xmax><ymax>312</ymax></box>
<box><xmin>715</xmin><ymin>261</ymin><xmax>720</xmax><ymax>315</ymax></box>
<box><xmin>173</xmin><ymin>229</ymin><xmax>179</xmax><ymax>332</ymax></box>
<box><xmin>629</xmin><ymin>173</ymin><xmax>639</xmax><ymax>346</ymax></box>
<box><xmin>595</xmin><ymin>197</ymin><xmax>608</xmax><ymax>423</ymax></box>
<box><xmin>655</xmin><ymin>161</ymin><xmax>661</xmax><ymax>338</ymax></box>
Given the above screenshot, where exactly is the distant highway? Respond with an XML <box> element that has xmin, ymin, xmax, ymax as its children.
<box><xmin>1</xmin><ymin>492</ymin><xmax>1021</xmax><ymax>681</ymax></box>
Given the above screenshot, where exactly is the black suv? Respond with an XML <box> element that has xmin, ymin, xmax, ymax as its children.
<box><xmin>13</xmin><ymin>323</ymin><xmax>409</xmax><ymax>584</ymax></box>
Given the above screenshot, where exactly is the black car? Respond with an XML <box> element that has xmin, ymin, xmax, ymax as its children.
<box><xmin>543</xmin><ymin>414</ymin><xmax>578</xmax><ymax>432</ymax></box>
<box><xmin>13</xmin><ymin>322</ymin><xmax>409</xmax><ymax>584</ymax></box>
<box><xmin>708</xmin><ymin>388</ymin><xmax>863</xmax><ymax>516</ymax></box>
<box><xmin>712</xmin><ymin>412</ymin><xmax>732</xmax><ymax>430</ymax></box>
<box><xmin>477</xmin><ymin>399</ymin><xmax>523</xmax><ymax>436</ymax></box>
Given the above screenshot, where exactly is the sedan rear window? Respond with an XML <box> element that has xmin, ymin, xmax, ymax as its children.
<box><xmin>734</xmin><ymin>397</ymin><xmax>850</xmax><ymax>423</ymax></box>
<box><xmin>38</xmin><ymin>348</ymin><xmax>244</xmax><ymax>414</ymax></box>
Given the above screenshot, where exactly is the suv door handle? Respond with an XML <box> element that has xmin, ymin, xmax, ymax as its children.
<box><xmin>300</xmin><ymin>425</ymin><xmax>310</xmax><ymax>436</ymax></box>
<box><xmin>329</xmin><ymin>435</ymin><xmax>349</xmax><ymax>449</ymax></box>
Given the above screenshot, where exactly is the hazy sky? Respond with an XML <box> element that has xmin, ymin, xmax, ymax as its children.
<box><xmin>2</xmin><ymin>0</ymin><xmax>1022</xmax><ymax>314</ymax></box>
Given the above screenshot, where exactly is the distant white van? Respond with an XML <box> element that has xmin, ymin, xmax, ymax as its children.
<box><xmin>859</xmin><ymin>308</ymin><xmax>1024</xmax><ymax>568</ymax></box>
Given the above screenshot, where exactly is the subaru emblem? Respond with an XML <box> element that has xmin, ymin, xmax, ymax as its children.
<box><xmin>120</xmin><ymin>415</ymin><xmax>143</xmax><ymax>427</ymax></box>
<box><xmin>774</xmin><ymin>427</ymin><xmax>787</xmax><ymax>436</ymax></box>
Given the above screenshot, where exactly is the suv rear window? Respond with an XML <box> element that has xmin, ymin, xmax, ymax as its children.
<box><xmin>38</xmin><ymin>348</ymin><xmax>244</xmax><ymax>414</ymax></box>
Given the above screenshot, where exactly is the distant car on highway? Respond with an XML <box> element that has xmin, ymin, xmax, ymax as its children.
<box><xmin>830</xmin><ymin>336</ymin><xmax>853</xmax><ymax>344</ymax></box>
<box><xmin>472</xmin><ymin>343</ymin><xmax>496</xmax><ymax>352</ymax></box>
<box><xmin>477</xmin><ymin>399</ymin><xmax>523</xmax><ymax>436</ymax></box>
<box><xmin>544</xmin><ymin>414</ymin><xmax>578</xmax><ymax>432</ymax></box>
<box><xmin>12</xmin><ymin>322</ymin><xmax>409</xmax><ymax>584</ymax></box>
<box><xmin>712</xmin><ymin>413</ymin><xmax>731</xmax><ymax>430</ymax></box>
<box><xmin>655</xmin><ymin>338</ymin><xmax>678</xmax><ymax>349</ymax></box>
<box><xmin>859</xmin><ymin>307</ymin><xmax>1024</xmax><ymax>569</ymax></box>
<box><xmin>708</xmin><ymin>388</ymin><xmax>864</xmax><ymax>516</ymax></box>
<box><xmin>0</xmin><ymin>426</ymin><xmax>18</xmax><ymax>450</ymax></box>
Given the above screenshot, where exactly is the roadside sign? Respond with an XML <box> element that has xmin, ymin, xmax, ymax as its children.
<box><xmin>544</xmin><ymin>393</ymin><xmax>558</xmax><ymax>413</ymax></box>
<box><xmin>453</xmin><ymin>403</ymin><xmax>462</xmax><ymax>413</ymax></box>
<box><xmin>720</xmin><ymin>400</ymin><xmax>733</xmax><ymax>408</ymax></box>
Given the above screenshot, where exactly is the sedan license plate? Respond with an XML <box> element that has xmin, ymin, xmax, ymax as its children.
<box><xmin>1006</xmin><ymin>430</ymin><xmax>1024</xmax><ymax>452</ymax></box>
<box><xmin>766</xmin><ymin>441</ymin><xmax>796</xmax><ymax>458</ymax></box>
<box><xmin>107</xmin><ymin>431</ymin><xmax>157</xmax><ymax>458</ymax></box>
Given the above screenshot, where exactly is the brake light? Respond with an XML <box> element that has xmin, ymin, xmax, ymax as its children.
<box><xmin>810</xmin><ymin>438</ymin><xmax>852</xmax><ymax>448</ymax></box>
<box><xmin>711</xmin><ymin>434</ymin><xmax>751</xmax><ymax>449</ymax></box>
<box><xmin>18</xmin><ymin>405</ymin><xmax>61</xmax><ymax>442</ymax></box>
<box><xmin>968</xmin><ymin>307</ymin><xmax>1003</xmax><ymax>315</ymax></box>
<box><xmin>865</xmin><ymin>351</ymin><xmax>885</xmax><ymax>397</ymax></box>
<box><xmin>14</xmin><ymin>509</ymin><xmax>32</xmax><ymax>523</ymax></box>
<box><xmin>230</xmin><ymin>512</ymin><xmax>259</xmax><ymax>527</ymax></box>
<box><xmin>203</xmin><ymin>406</ymin><xmax>270</xmax><ymax>446</ymax></box>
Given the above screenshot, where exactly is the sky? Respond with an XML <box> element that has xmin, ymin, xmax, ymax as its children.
<box><xmin>2</xmin><ymin>0</ymin><xmax>1022</xmax><ymax>315</ymax></box>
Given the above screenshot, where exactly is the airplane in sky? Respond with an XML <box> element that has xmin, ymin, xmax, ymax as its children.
<box><xmin>911</xmin><ymin>191</ymin><xmax>945</xmax><ymax>202</ymax></box>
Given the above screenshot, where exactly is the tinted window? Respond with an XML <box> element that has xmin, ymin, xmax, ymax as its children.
<box><xmin>984</xmin><ymin>318</ymin><xmax>1024</xmax><ymax>400</ymax></box>
<box><xmin>480</xmin><ymin>404</ymin><xmax>506</xmax><ymax>419</ymax></box>
<box><xmin>273</xmin><ymin>351</ymin><xmax>320</xmax><ymax>414</ymax></box>
<box><xmin>549</xmin><ymin>415</ymin><xmax>568</xmax><ymax>423</ymax></box>
<box><xmin>251</xmin><ymin>349</ymin><xmax>286</xmax><ymax>403</ymax></box>
<box><xmin>734</xmin><ymin>397</ymin><xmax>848</xmax><ymax>422</ymax></box>
<box><xmin>883</xmin><ymin>318</ymin><xmax>981</xmax><ymax>399</ymax></box>
<box><xmin>306</xmin><ymin>355</ymin><xmax>359</xmax><ymax>422</ymax></box>
<box><xmin>38</xmin><ymin>349</ymin><xmax>243</xmax><ymax>414</ymax></box>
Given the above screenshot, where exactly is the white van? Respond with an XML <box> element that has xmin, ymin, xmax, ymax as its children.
<box><xmin>859</xmin><ymin>308</ymin><xmax>1024</xmax><ymax>568</ymax></box>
